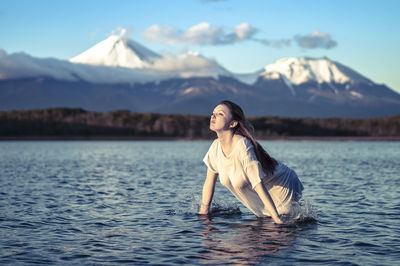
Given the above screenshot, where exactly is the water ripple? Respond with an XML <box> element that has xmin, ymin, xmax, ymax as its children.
<box><xmin>0</xmin><ymin>141</ymin><xmax>399</xmax><ymax>265</ymax></box>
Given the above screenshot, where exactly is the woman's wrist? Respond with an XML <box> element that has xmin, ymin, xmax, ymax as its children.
<box><xmin>197</xmin><ymin>203</ymin><xmax>210</xmax><ymax>215</ymax></box>
<box><xmin>272</xmin><ymin>215</ymin><xmax>283</xmax><ymax>224</ymax></box>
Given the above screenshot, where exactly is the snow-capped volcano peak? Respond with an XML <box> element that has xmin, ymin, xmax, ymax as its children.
<box><xmin>261</xmin><ymin>57</ymin><xmax>372</xmax><ymax>85</ymax></box>
<box><xmin>70</xmin><ymin>31</ymin><xmax>161</xmax><ymax>69</ymax></box>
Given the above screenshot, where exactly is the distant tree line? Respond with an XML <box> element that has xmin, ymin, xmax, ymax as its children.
<box><xmin>0</xmin><ymin>108</ymin><xmax>399</xmax><ymax>139</ymax></box>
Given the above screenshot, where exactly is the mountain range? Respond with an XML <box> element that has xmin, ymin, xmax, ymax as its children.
<box><xmin>1</xmin><ymin>31</ymin><xmax>399</xmax><ymax>118</ymax></box>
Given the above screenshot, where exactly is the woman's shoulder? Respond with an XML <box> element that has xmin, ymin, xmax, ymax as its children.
<box><xmin>234</xmin><ymin>135</ymin><xmax>253</xmax><ymax>152</ymax></box>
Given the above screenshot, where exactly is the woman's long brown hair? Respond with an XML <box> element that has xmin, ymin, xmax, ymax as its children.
<box><xmin>221</xmin><ymin>100</ymin><xmax>278</xmax><ymax>176</ymax></box>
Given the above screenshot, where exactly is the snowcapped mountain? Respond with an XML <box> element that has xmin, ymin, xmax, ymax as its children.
<box><xmin>255</xmin><ymin>56</ymin><xmax>400</xmax><ymax>103</ymax></box>
<box><xmin>1</xmin><ymin>33</ymin><xmax>400</xmax><ymax>117</ymax></box>
<box><xmin>0</xmin><ymin>49</ymin><xmax>176</xmax><ymax>84</ymax></box>
<box><xmin>70</xmin><ymin>30</ymin><xmax>161</xmax><ymax>69</ymax></box>
<box><xmin>261</xmin><ymin>57</ymin><xmax>372</xmax><ymax>85</ymax></box>
<box><xmin>69</xmin><ymin>29</ymin><xmax>233</xmax><ymax>79</ymax></box>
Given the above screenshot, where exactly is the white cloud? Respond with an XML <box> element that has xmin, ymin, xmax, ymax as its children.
<box><xmin>142</xmin><ymin>24</ymin><xmax>337</xmax><ymax>50</ymax></box>
<box><xmin>152</xmin><ymin>52</ymin><xmax>216</xmax><ymax>71</ymax></box>
<box><xmin>142</xmin><ymin>22</ymin><xmax>257</xmax><ymax>46</ymax></box>
<box><xmin>111</xmin><ymin>26</ymin><xmax>134</xmax><ymax>41</ymax></box>
<box><xmin>141</xmin><ymin>25</ymin><xmax>181</xmax><ymax>45</ymax></box>
<box><xmin>294</xmin><ymin>30</ymin><xmax>338</xmax><ymax>49</ymax></box>
<box><xmin>253</xmin><ymin>38</ymin><xmax>292</xmax><ymax>48</ymax></box>
<box><xmin>185</xmin><ymin>22</ymin><xmax>224</xmax><ymax>45</ymax></box>
<box><xmin>254</xmin><ymin>30</ymin><xmax>337</xmax><ymax>50</ymax></box>
<box><xmin>233</xmin><ymin>22</ymin><xmax>257</xmax><ymax>40</ymax></box>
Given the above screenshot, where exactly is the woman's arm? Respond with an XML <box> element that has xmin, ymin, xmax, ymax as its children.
<box><xmin>253</xmin><ymin>183</ymin><xmax>284</xmax><ymax>224</ymax></box>
<box><xmin>197</xmin><ymin>168</ymin><xmax>218</xmax><ymax>215</ymax></box>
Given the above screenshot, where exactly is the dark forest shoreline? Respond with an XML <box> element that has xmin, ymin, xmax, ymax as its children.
<box><xmin>1</xmin><ymin>108</ymin><xmax>399</xmax><ymax>140</ymax></box>
<box><xmin>2</xmin><ymin>136</ymin><xmax>400</xmax><ymax>142</ymax></box>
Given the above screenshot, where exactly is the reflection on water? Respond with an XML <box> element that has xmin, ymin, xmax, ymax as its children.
<box><xmin>197</xmin><ymin>205</ymin><xmax>317</xmax><ymax>265</ymax></box>
<box><xmin>198</xmin><ymin>216</ymin><xmax>309</xmax><ymax>264</ymax></box>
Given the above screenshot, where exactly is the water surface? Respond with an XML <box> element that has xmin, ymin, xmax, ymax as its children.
<box><xmin>0</xmin><ymin>141</ymin><xmax>399</xmax><ymax>265</ymax></box>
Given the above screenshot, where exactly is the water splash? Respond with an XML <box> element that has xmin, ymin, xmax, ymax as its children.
<box><xmin>171</xmin><ymin>191</ymin><xmax>317</xmax><ymax>224</ymax></box>
<box><xmin>191</xmin><ymin>193</ymin><xmax>243</xmax><ymax>217</ymax></box>
<box><xmin>166</xmin><ymin>193</ymin><xmax>243</xmax><ymax>217</ymax></box>
<box><xmin>284</xmin><ymin>197</ymin><xmax>318</xmax><ymax>224</ymax></box>
<box><xmin>209</xmin><ymin>202</ymin><xmax>242</xmax><ymax>217</ymax></box>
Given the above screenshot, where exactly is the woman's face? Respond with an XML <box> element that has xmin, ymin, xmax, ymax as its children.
<box><xmin>210</xmin><ymin>104</ymin><xmax>233</xmax><ymax>132</ymax></box>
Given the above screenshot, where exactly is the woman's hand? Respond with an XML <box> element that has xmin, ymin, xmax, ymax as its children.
<box><xmin>272</xmin><ymin>215</ymin><xmax>284</xmax><ymax>224</ymax></box>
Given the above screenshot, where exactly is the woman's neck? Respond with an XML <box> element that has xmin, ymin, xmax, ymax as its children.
<box><xmin>217</xmin><ymin>130</ymin><xmax>234</xmax><ymax>147</ymax></box>
<box><xmin>217</xmin><ymin>130</ymin><xmax>243</xmax><ymax>157</ymax></box>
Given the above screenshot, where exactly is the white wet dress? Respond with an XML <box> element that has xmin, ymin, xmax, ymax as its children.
<box><xmin>203</xmin><ymin>137</ymin><xmax>304</xmax><ymax>217</ymax></box>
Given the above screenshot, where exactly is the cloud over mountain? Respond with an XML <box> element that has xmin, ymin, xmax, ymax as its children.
<box><xmin>254</xmin><ymin>31</ymin><xmax>337</xmax><ymax>50</ymax></box>
<box><xmin>253</xmin><ymin>38</ymin><xmax>292</xmax><ymax>48</ymax></box>
<box><xmin>0</xmin><ymin>29</ymin><xmax>232</xmax><ymax>84</ymax></box>
<box><xmin>142</xmin><ymin>23</ymin><xmax>337</xmax><ymax>50</ymax></box>
<box><xmin>111</xmin><ymin>26</ymin><xmax>134</xmax><ymax>41</ymax></box>
<box><xmin>142</xmin><ymin>22</ymin><xmax>257</xmax><ymax>45</ymax></box>
<box><xmin>294</xmin><ymin>30</ymin><xmax>338</xmax><ymax>49</ymax></box>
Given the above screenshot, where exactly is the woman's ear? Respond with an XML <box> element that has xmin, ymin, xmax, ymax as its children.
<box><xmin>230</xmin><ymin>120</ymin><xmax>238</xmax><ymax>128</ymax></box>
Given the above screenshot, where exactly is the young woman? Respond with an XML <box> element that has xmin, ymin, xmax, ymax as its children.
<box><xmin>198</xmin><ymin>100</ymin><xmax>304</xmax><ymax>224</ymax></box>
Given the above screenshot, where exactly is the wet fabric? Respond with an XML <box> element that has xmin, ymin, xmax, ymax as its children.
<box><xmin>203</xmin><ymin>137</ymin><xmax>304</xmax><ymax>216</ymax></box>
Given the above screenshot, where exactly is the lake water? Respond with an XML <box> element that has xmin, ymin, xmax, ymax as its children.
<box><xmin>0</xmin><ymin>140</ymin><xmax>399</xmax><ymax>265</ymax></box>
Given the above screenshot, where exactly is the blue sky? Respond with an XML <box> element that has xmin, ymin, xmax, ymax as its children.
<box><xmin>1</xmin><ymin>0</ymin><xmax>400</xmax><ymax>92</ymax></box>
